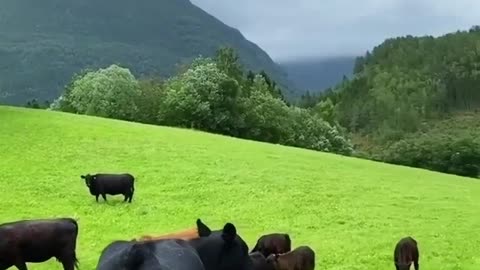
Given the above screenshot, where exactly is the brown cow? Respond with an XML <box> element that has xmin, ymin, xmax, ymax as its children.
<box><xmin>394</xmin><ymin>236</ymin><xmax>419</xmax><ymax>270</ymax></box>
<box><xmin>266</xmin><ymin>246</ymin><xmax>315</xmax><ymax>270</ymax></box>
<box><xmin>251</xmin><ymin>233</ymin><xmax>291</xmax><ymax>257</ymax></box>
<box><xmin>0</xmin><ymin>217</ymin><xmax>79</xmax><ymax>270</ymax></box>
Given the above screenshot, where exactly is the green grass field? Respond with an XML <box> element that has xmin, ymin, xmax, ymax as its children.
<box><xmin>1</xmin><ymin>105</ymin><xmax>480</xmax><ymax>270</ymax></box>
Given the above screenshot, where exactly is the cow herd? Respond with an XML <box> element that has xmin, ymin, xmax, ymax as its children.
<box><xmin>0</xmin><ymin>172</ymin><xmax>421</xmax><ymax>270</ymax></box>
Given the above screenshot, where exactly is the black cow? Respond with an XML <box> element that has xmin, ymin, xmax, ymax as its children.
<box><xmin>251</xmin><ymin>233</ymin><xmax>291</xmax><ymax>258</ymax></box>
<box><xmin>0</xmin><ymin>217</ymin><xmax>79</xmax><ymax>270</ymax></box>
<box><xmin>250</xmin><ymin>251</ymin><xmax>274</xmax><ymax>270</ymax></box>
<box><xmin>81</xmin><ymin>173</ymin><xmax>135</xmax><ymax>203</ymax></box>
<box><xmin>266</xmin><ymin>246</ymin><xmax>315</xmax><ymax>270</ymax></box>
<box><xmin>394</xmin><ymin>236</ymin><xmax>419</xmax><ymax>270</ymax></box>
<box><xmin>96</xmin><ymin>218</ymin><xmax>254</xmax><ymax>270</ymax></box>
<box><xmin>97</xmin><ymin>239</ymin><xmax>205</xmax><ymax>270</ymax></box>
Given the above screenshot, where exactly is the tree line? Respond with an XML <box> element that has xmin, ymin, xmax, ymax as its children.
<box><xmin>307</xmin><ymin>27</ymin><xmax>480</xmax><ymax>178</ymax></box>
<box><xmin>49</xmin><ymin>47</ymin><xmax>353</xmax><ymax>156</ymax></box>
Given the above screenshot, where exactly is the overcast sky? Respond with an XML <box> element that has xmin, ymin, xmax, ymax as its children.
<box><xmin>191</xmin><ymin>0</ymin><xmax>480</xmax><ymax>62</ymax></box>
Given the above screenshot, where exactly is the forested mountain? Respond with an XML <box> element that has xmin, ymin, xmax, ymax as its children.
<box><xmin>280</xmin><ymin>56</ymin><xmax>355</xmax><ymax>93</ymax></box>
<box><xmin>0</xmin><ymin>0</ymin><xmax>295</xmax><ymax>105</ymax></box>
<box><xmin>314</xmin><ymin>26</ymin><xmax>480</xmax><ymax>177</ymax></box>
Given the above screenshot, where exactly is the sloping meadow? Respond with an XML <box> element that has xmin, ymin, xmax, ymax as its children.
<box><xmin>0</xmin><ymin>106</ymin><xmax>479</xmax><ymax>269</ymax></box>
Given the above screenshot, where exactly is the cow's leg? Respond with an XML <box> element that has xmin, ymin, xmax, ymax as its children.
<box><xmin>0</xmin><ymin>262</ymin><xmax>13</xmax><ymax>270</ymax></box>
<box><xmin>57</xmin><ymin>253</ymin><xmax>76</xmax><ymax>270</ymax></box>
<box><xmin>95</xmin><ymin>194</ymin><xmax>99</xmax><ymax>202</ymax></box>
<box><xmin>414</xmin><ymin>261</ymin><xmax>419</xmax><ymax>270</ymax></box>
<box><xmin>123</xmin><ymin>193</ymin><xmax>128</xmax><ymax>202</ymax></box>
<box><xmin>128</xmin><ymin>191</ymin><xmax>133</xmax><ymax>203</ymax></box>
<box><xmin>60</xmin><ymin>259</ymin><xmax>75</xmax><ymax>270</ymax></box>
<box><xmin>14</xmin><ymin>261</ymin><xmax>28</xmax><ymax>270</ymax></box>
<box><xmin>101</xmin><ymin>193</ymin><xmax>107</xmax><ymax>202</ymax></box>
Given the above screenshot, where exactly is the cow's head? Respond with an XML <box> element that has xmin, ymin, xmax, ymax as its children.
<box><xmin>80</xmin><ymin>174</ymin><xmax>94</xmax><ymax>187</ymax></box>
<box><xmin>191</xmin><ymin>222</ymin><xmax>253</xmax><ymax>270</ymax></box>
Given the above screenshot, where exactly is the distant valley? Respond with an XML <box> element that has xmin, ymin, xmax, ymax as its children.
<box><xmin>279</xmin><ymin>56</ymin><xmax>356</xmax><ymax>93</ymax></box>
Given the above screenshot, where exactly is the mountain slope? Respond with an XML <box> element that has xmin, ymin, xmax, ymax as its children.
<box><xmin>329</xmin><ymin>29</ymin><xmax>480</xmax><ymax>133</ymax></box>
<box><xmin>1</xmin><ymin>106</ymin><xmax>479</xmax><ymax>269</ymax></box>
<box><xmin>317</xmin><ymin>27</ymin><xmax>480</xmax><ymax>177</ymax></box>
<box><xmin>280</xmin><ymin>56</ymin><xmax>355</xmax><ymax>93</ymax></box>
<box><xmin>0</xmin><ymin>0</ymin><xmax>294</xmax><ymax>105</ymax></box>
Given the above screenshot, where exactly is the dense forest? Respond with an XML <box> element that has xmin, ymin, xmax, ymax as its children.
<box><xmin>306</xmin><ymin>26</ymin><xmax>480</xmax><ymax>178</ymax></box>
<box><xmin>0</xmin><ymin>0</ymin><xmax>295</xmax><ymax>105</ymax></box>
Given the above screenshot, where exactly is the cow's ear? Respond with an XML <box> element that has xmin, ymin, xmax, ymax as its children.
<box><xmin>80</xmin><ymin>175</ymin><xmax>86</xmax><ymax>179</ymax></box>
<box><xmin>196</xmin><ymin>219</ymin><xmax>212</xmax><ymax>237</ymax></box>
<box><xmin>221</xmin><ymin>222</ymin><xmax>237</xmax><ymax>243</ymax></box>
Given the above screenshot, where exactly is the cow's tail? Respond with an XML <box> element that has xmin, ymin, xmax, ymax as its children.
<box><xmin>72</xmin><ymin>223</ymin><xmax>80</xmax><ymax>270</ymax></box>
<box><xmin>73</xmin><ymin>254</ymin><xmax>80</xmax><ymax>270</ymax></box>
<box><xmin>68</xmin><ymin>218</ymin><xmax>80</xmax><ymax>269</ymax></box>
<box><xmin>128</xmin><ymin>174</ymin><xmax>136</xmax><ymax>194</ymax></box>
<box><xmin>285</xmin><ymin>233</ymin><xmax>292</xmax><ymax>250</ymax></box>
<box><xmin>250</xmin><ymin>241</ymin><xmax>259</xmax><ymax>253</ymax></box>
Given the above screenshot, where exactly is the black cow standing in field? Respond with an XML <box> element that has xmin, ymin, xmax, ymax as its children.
<box><xmin>81</xmin><ymin>173</ymin><xmax>135</xmax><ymax>203</ymax></box>
<box><xmin>266</xmin><ymin>246</ymin><xmax>315</xmax><ymax>270</ymax></box>
<box><xmin>393</xmin><ymin>236</ymin><xmax>419</xmax><ymax>270</ymax></box>
<box><xmin>0</xmin><ymin>217</ymin><xmax>79</xmax><ymax>270</ymax></box>
<box><xmin>251</xmin><ymin>233</ymin><xmax>291</xmax><ymax>258</ymax></box>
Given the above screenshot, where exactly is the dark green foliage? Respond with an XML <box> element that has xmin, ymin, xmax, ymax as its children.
<box><xmin>25</xmin><ymin>99</ymin><xmax>40</xmax><ymax>109</ymax></box>
<box><xmin>325</xmin><ymin>29</ymin><xmax>480</xmax><ymax>134</ymax></box>
<box><xmin>315</xmin><ymin>28</ymin><xmax>480</xmax><ymax>177</ymax></box>
<box><xmin>382</xmin><ymin>135</ymin><xmax>480</xmax><ymax>178</ymax></box>
<box><xmin>245</xmin><ymin>70</ymin><xmax>287</xmax><ymax>103</ymax></box>
<box><xmin>285</xmin><ymin>108</ymin><xmax>353</xmax><ymax>155</ymax></box>
<box><xmin>135</xmin><ymin>78</ymin><xmax>166</xmax><ymax>125</ymax></box>
<box><xmin>25</xmin><ymin>99</ymin><xmax>51</xmax><ymax>109</ymax></box>
<box><xmin>0</xmin><ymin>0</ymin><xmax>293</xmax><ymax>105</ymax></box>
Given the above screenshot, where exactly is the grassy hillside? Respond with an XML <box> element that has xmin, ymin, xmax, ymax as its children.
<box><xmin>1</xmin><ymin>106</ymin><xmax>480</xmax><ymax>270</ymax></box>
<box><xmin>0</xmin><ymin>0</ymin><xmax>294</xmax><ymax>105</ymax></box>
<box><xmin>279</xmin><ymin>56</ymin><xmax>355</xmax><ymax>93</ymax></box>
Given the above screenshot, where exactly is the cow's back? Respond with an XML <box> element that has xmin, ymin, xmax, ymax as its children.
<box><xmin>255</xmin><ymin>233</ymin><xmax>291</xmax><ymax>256</ymax></box>
<box><xmin>96</xmin><ymin>173</ymin><xmax>134</xmax><ymax>181</ymax></box>
<box><xmin>97</xmin><ymin>239</ymin><xmax>204</xmax><ymax>270</ymax></box>
<box><xmin>94</xmin><ymin>173</ymin><xmax>134</xmax><ymax>193</ymax></box>
<box><xmin>143</xmin><ymin>240</ymin><xmax>204</xmax><ymax>270</ymax></box>
<box><xmin>96</xmin><ymin>240</ymin><xmax>133</xmax><ymax>270</ymax></box>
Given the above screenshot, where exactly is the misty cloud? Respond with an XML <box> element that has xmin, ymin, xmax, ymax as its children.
<box><xmin>191</xmin><ymin>0</ymin><xmax>480</xmax><ymax>61</ymax></box>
